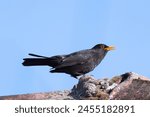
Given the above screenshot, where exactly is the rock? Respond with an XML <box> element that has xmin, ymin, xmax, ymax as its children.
<box><xmin>0</xmin><ymin>72</ymin><xmax>150</xmax><ymax>100</ymax></box>
<box><xmin>109</xmin><ymin>72</ymin><xmax>150</xmax><ymax>100</ymax></box>
<box><xmin>106</xmin><ymin>83</ymin><xmax>118</xmax><ymax>93</ymax></box>
<box><xmin>70</xmin><ymin>75</ymin><xmax>110</xmax><ymax>99</ymax></box>
<box><xmin>0</xmin><ymin>91</ymin><xmax>72</xmax><ymax>100</ymax></box>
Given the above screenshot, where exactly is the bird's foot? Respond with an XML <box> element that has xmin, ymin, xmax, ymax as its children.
<box><xmin>79</xmin><ymin>74</ymin><xmax>95</xmax><ymax>79</ymax></box>
<box><xmin>71</xmin><ymin>74</ymin><xmax>94</xmax><ymax>79</ymax></box>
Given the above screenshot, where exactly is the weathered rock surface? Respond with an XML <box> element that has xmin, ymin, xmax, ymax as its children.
<box><xmin>0</xmin><ymin>72</ymin><xmax>150</xmax><ymax>100</ymax></box>
<box><xmin>109</xmin><ymin>72</ymin><xmax>150</xmax><ymax>99</ymax></box>
<box><xmin>0</xmin><ymin>91</ymin><xmax>72</xmax><ymax>100</ymax></box>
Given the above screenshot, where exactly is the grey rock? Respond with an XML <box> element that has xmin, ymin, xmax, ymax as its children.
<box><xmin>0</xmin><ymin>72</ymin><xmax>150</xmax><ymax>100</ymax></box>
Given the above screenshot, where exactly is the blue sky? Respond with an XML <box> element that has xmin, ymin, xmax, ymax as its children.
<box><xmin>0</xmin><ymin>0</ymin><xmax>150</xmax><ymax>96</ymax></box>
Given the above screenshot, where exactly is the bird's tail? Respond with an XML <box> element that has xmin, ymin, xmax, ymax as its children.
<box><xmin>22</xmin><ymin>53</ymin><xmax>50</xmax><ymax>66</ymax></box>
<box><xmin>22</xmin><ymin>58</ymin><xmax>50</xmax><ymax>66</ymax></box>
<box><xmin>22</xmin><ymin>53</ymin><xmax>62</xmax><ymax>67</ymax></box>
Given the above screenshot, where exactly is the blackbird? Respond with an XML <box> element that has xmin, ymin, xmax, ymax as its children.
<box><xmin>22</xmin><ymin>44</ymin><xmax>115</xmax><ymax>78</ymax></box>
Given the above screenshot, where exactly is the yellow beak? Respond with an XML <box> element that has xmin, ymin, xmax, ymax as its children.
<box><xmin>104</xmin><ymin>46</ymin><xmax>115</xmax><ymax>51</ymax></box>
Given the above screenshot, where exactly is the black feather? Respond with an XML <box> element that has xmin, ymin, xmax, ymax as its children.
<box><xmin>22</xmin><ymin>44</ymin><xmax>113</xmax><ymax>78</ymax></box>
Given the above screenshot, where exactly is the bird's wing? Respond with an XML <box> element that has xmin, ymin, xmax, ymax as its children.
<box><xmin>55</xmin><ymin>49</ymin><xmax>94</xmax><ymax>69</ymax></box>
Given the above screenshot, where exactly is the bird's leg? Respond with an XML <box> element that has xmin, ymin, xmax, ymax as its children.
<box><xmin>90</xmin><ymin>74</ymin><xmax>94</xmax><ymax>77</ymax></box>
<box><xmin>78</xmin><ymin>74</ymin><xmax>87</xmax><ymax>79</ymax></box>
<box><xmin>83</xmin><ymin>74</ymin><xmax>93</xmax><ymax>77</ymax></box>
<box><xmin>81</xmin><ymin>74</ymin><xmax>95</xmax><ymax>79</ymax></box>
<box><xmin>71</xmin><ymin>74</ymin><xmax>79</xmax><ymax>79</ymax></box>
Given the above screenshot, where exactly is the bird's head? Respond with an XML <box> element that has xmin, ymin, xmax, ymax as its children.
<box><xmin>92</xmin><ymin>44</ymin><xmax>115</xmax><ymax>51</ymax></box>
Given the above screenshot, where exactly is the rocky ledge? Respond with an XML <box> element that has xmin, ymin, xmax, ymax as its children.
<box><xmin>0</xmin><ymin>72</ymin><xmax>150</xmax><ymax>100</ymax></box>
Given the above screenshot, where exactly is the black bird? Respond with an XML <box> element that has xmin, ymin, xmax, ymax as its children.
<box><xmin>22</xmin><ymin>44</ymin><xmax>115</xmax><ymax>78</ymax></box>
